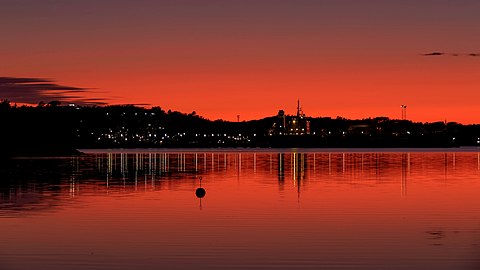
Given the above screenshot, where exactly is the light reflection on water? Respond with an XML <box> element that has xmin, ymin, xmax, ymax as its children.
<box><xmin>1</xmin><ymin>151</ymin><xmax>480</xmax><ymax>270</ymax></box>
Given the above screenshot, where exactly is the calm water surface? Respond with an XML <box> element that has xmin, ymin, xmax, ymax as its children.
<box><xmin>1</xmin><ymin>150</ymin><xmax>480</xmax><ymax>270</ymax></box>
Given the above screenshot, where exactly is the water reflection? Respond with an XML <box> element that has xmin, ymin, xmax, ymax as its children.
<box><xmin>1</xmin><ymin>151</ymin><xmax>480</xmax><ymax>269</ymax></box>
<box><xmin>1</xmin><ymin>151</ymin><xmax>479</xmax><ymax>215</ymax></box>
<box><xmin>401</xmin><ymin>153</ymin><xmax>409</xmax><ymax>197</ymax></box>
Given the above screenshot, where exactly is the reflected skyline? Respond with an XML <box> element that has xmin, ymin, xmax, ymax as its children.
<box><xmin>1</xmin><ymin>151</ymin><xmax>479</xmax><ymax>215</ymax></box>
<box><xmin>2</xmin><ymin>151</ymin><xmax>480</xmax><ymax>270</ymax></box>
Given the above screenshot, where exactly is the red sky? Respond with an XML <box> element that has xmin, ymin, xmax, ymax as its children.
<box><xmin>1</xmin><ymin>0</ymin><xmax>480</xmax><ymax>123</ymax></box>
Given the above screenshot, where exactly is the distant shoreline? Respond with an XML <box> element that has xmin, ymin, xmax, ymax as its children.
<box><xmin>3</xmin><ymin>103</ymin><xmax>480</xmax><ymax>158</ymax></box>
<box><xmin>6</xmin><ymin>145</ymin><xmax>480</xmax><ymax>159</ymax></box>
<box><xmin>79</xmin><ymin>146</ymin><xmax>480</xmax><ymax>154</ymax></box>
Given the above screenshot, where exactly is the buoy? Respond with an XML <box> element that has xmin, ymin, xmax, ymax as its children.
<box><xmin>195</xmin><ymin>187</ymin><xmax>206</xmax><ymax>198</ymax></box>
<box><xmin>195</xmin><ymin>176</ymin><xmax>206</xmax><ymax>198</ymax></box>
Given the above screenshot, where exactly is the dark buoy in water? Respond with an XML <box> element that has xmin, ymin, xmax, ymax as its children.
<box><xmin>195</xmin><ymin>176</ymin><xmax>206</xmax><ymax>198</ymax></box>
<box><xmin>195</xmin><ymin>177</ymin><xmax>206</xmax><ymax>210</ymax></box>
<box><xmin>195</xmin><ymin>187</ymin><xmax>206</xmax><ymax>198</ymax></box>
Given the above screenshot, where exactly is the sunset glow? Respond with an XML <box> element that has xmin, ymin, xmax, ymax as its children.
<box><xmin>1</xmin><ymin>0</ymin><xmax>480</xmax><ymax>123</ymax></box>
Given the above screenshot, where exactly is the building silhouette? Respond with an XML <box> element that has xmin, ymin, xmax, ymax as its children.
<box><xmin>269</xmin><ymin>100</ymin><xmax>311</xmax><ymax>136</ymax></box>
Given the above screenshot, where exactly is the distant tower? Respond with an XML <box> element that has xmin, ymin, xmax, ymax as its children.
<box><xmin>400</xmin><ymin>105</ymin><xmax>407</xmax><ymax>120</ymax></box>
<box><xmin>297</xmin><ymin>99</ymin><xmax>300</xmax><ymax>117</ymax></box>
<box><xmin>237</xmin><ymin>115</ymin><xmax>240</xmax><ymax>122</ymax></box>
<box><xmin>297</xmin><ymin>99</ymin><xmax>304</xmax><ymax>118</ymax></box>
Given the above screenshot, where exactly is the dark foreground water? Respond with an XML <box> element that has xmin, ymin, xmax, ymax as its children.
<box><xmin>1</xmin><ymin>150</ymin><xmax>480</xmax><ymax>270</ymax></box>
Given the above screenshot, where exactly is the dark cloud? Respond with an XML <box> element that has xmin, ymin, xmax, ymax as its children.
<box><xmin>422</xmin><ymin>52</ymin><xmax>445</xmax><ymax>56</ymax></box>
<box><xmin>422</xmin><ymin>52</ymin><xmax>480</xmax><ymax>57</ymax></box>
<box><xmin>0</xmin><ymin>76</ymin><xmax>107</xmax><ymax>105</ymax></box>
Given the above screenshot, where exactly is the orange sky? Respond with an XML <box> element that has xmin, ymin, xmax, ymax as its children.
<box><xmin>1</xmin><ymin>1</ymin><xmax>480</xmax><ymax>123</ymax></box>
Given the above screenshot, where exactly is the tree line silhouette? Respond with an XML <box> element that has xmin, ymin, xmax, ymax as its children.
<box><xmin>1</xmin><ymin>100</ymin><xmax>480</xmax><ymax>157</ymax></box>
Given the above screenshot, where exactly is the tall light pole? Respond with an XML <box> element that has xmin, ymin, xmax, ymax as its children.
<box><xmin>400</xmin><ymin>105</ymin><xmax>407</xmax><ymax>120</ymax></box>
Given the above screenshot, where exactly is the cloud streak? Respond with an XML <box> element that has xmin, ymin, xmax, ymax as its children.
<box><xmin>422</xmin><ymin>52</ymin><xmax>480</xmax><ymax>57</ymax></box>
<box><xmin>0</xmin><ymin>77</ymin><xmax>107</xmax><ymax>105</ymax></box>
<box><xmin>422</xmin><ymin>52</ymin><xmax>445</xmax><ymax>56</ymax></box>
